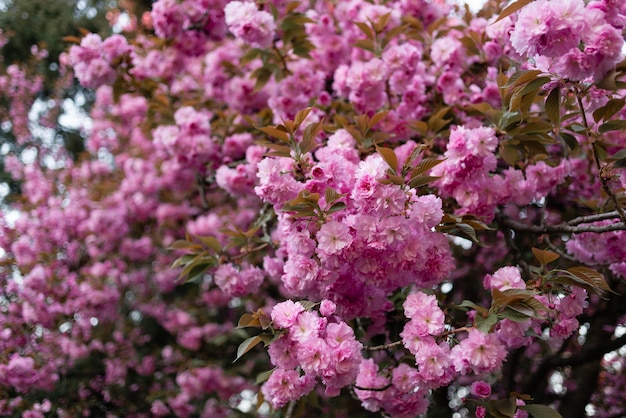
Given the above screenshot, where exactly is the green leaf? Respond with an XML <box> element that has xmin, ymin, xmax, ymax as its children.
<box><xmin>559</xmin><ymin>132</ymin><xmax>578</xmax><ymax>151</ymax></box>
<box><xmin>500</xmin><ymin>306</ymin><xmax>534</xmax><ymax>322</ymax></box>
<box><xmin>599</xmin><ymin>120</ymin><xmax>626</xmax><ymax>133</ymax></box>
<box><xmin>184</xmin><ymin>263</ymin><xmax>211</xmax><ymax>283</ymax></box>
<box><xmin>545</xmin><ymin>87</ymin><xmax>561</xmax><ymax>126</ymax></box>
<box><xmin>255</xmin><ymin>368</ymin><xmax>277</xmax><ymax>385</ymax></box>
<box><xmin>241</xmin><ymin>48</ymin><xmax>262</xmax><ymax>65</ymax></box>
<box><xmin>327</xmin><ymin>201</ymin><xmax>347</xmax><ymax>214</ymax></box>
<box><xmin>409</xmin><ymin>175</ymin><xmax>439</xmax><ymax>189</ymax></box>
<box><xmin>199</xmin><ymin>236</ymin><xmax>222</xmax><ymax>253</ymax></box>
<box><xmin>500</xmin><ymin>143</ymin><xmax>520</xmax><ymax>166</ymax></box>
<box><xmin>475</xmin><ymin>312</ymin><xmax>499</xmax><ymax>333</ymax></box>
<box><xmin>510</xmin><ymin>77</ymin><xmax>551</xmax><ymax>112</ymax></box>
<box><xmin>234</xmin><ymin>335</ymin><xmax>264</xmax><ymax>363</ymax></box>
<box><xmin>299</xmin><ymin>300</ymin><xmax>320</xmax><ymax>311</ymax></box>
<box><xmin>169</xmin><ymin>239</ymin><xmax>201</xmax><ymax>250</ymax></box>
<box><xmin>566</xmin><ymin>267</ymin><xmax>614</xmax><ymax>295</ymax></box>
<box><xmin>593</xmin><ymin>98</ymin><xmax>625</xmax><ymax>123</ymax></box>
<box><xmin>493</xmin><ymin>0</ymin><xmax>536</xmax><ymax>24</ymax></box>
<box><xmin>457</xmin><ymin>300</ymin><xmax>488</xmax><ymax>314</ymax></box>
<box><xmin>325</xmin><ymin>187</ymin><xmax>340</xmax><ymax>204</ymax></box>
<box><xmin>521</xmin><ymin>404</ymin><xmax>563</xmax><ymax>418</ymax></box>
<box><xmin>252</xmin><ymin>67</ymin><xmax>273</xmax><ymax>91</ymax></box>
<box><xmin>609</xmin><ymin>149</ymin><xmax>626</xmax><ymax>168</ymax></box>
<box><xmin>411</xmin><ymin>158</ymin><xmax>444</xmax><ymax>177</ymax></box>
<box><xmin>257</xmin><ymin>125</ymin><xmax>290</xmax><ymax>142</ymax></box>
<box><xmin>456</xmin><ymin>223</ymin><xmax>479</xmax><ymax>243</ymax></box>
<box><xmin>502</xmin><ymin>70</ymin><xmax>543</xmax><ymax>89</ymax></box>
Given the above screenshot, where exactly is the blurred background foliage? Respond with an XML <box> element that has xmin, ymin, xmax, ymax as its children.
<box><xmin>0</xmin><ymin>0</ymin><xmax>154</xmax><ymax>203</ymax></box>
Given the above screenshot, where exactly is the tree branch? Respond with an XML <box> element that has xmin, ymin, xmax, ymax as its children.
<box><xmin>364</xmin><ymin>340</ymin><xmax>402</xmax><ymax>351</ymax></box>
<box><xmin>568</xmin><ymin>210</ymin><xmax>621</xmax><ymax>226</ymax></box>
<box><xmin>547</xmin><ymin>333</ymin><xmax>626</xmax><ymax>369</ymax></box>
<box><xmin>500</xmin><ymin>217</ymin><xmax>626</xmax><ymax>234</ymax></box>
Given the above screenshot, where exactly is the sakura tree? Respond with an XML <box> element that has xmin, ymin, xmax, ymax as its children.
<box><xmin>1</xmin><ymin>0</ymin><xmax>626</xmax><ymax>417</ymax></box>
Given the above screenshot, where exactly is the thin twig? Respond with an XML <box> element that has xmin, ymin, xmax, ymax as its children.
<box><xmin>435</xmin><ymin>326</ymin><xmax>472</xmax><ymax>339</ymax></box>
<box><xmin>496</xmin><ymin>212</ymin><xmax>532</xmax><ymax>278</ymax></box>
<box><xmin>196</xmin><ymin>174</ymin><xmax>209</xmax><ymax>210</ymax></box>
<box><xmin>285</xmin><ymin>400</ymin><xmax>296</xmax><ymax>418</ymax></box>
<box><xmin>575</xmin><ymin>91</ymin><xmax>626</xmax><ymax>223</ymax></box>
<box><xmin>353</xmin><ymin>383</ymin><xmax>393</xmax><ymax>392</ymax></box>
<box><xmin>544</xmin><ymin>236</ymin><xmax>577</xmax><ymax>263</ymax></box>
<box><xmin>501</xmin><ymin>217</ymin><xmax>625</xmax><ymax>234</ymax></box>
<box><xmin>364</xmin><ymin>340</ymin><xmax>403</xmax><ymax>351</ymax></box>
<box><xmin>567</xmin><ymin>210</ymin><xmax>620</xmax><ymax>226</ymax></box>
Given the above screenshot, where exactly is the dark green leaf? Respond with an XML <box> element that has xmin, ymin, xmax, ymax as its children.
<box><xmin>325</xmin><ymin>187</ymin><xmax>340</xmax><ymax>204</ymax></box>
<box><xmin>559</xmin><ymin>132</ymin><xmax>578</xmax><ymax>151</ymax></box>
<box><xmin>169</xmin><ymin>239</ymin><xmax>201</xmax><ymax>250</ymax></box>
<box><xmin>476</xmin><ymin>313</ymin><xmax>499</xmax><ymax>333</ymax></box>
<box><xmin>299</xmin><ymin>300</ymin><xmax>320</xmax><ymax>311</ymax></box>
<box><xmin>458</xmin><ymin>300</ymin><xmax>488</xmax><ymax>314</ymax></box>
<box><xmin>256</xmin><ymin>368</ymin><xmax>277</xmax><ymax>385</ymax></box>
<box><xmin>411</xmin><ymin>158</ymin><xmax>444</xmax><ymax>177</ymax></box>
<box><xmin>199</xmin><ymin>236</ymin><xmax>222</xmax><ymax>253</ymax></box>
<box><xmin>184</xmin><ymin>263</ymin><xmax>211</xmax><ymax>283</ymax></box>
<box><xmin>409</xmin><ymin>175</ymin><xmax>440</xmax><ymax>189</ymax></box>
<box><xmin>566</xmin><ymin>267</ymin><xmax>614</xmax><ymax>295</ymax></box>
<box><xmin>502</xmin><ymin>70</ymin><xmax>543</xmax><ymax>89</ymax></box>
<box><xmin>252</xmin><ymin>67</ymin><xmax>273</xmax><ymax>91</ymax></box>
<box><xmin>499</xmin><ymin>306</ymin><xmax>534</xmax><ymax>322</ymax></box>
<box><xmin>545</xmin><ymin>87</ymin><xmax>561</xmax><ymax>125</ymax></box>
<box><xmin>234</xmin><ymin>336</ymin><xmax>264</xmax><ymax>362</ymax></box>
<box><xmin>599</xmin><ymin>120</ymin><xmax>626</xmax><ymax>133</ymax></box>
<box><xmin>328</xmin><ymin>201</ymin><xmax>347</xmax><ymax>214</ymax></box>
<box><xmin>593</xmin><ymin>98</ymin><xmax>625</xmax><ymax>123</ymax></box>
<box><xmin>456</xmin><ymin>223</ymin><xmax>478</xmax><ymax>242</ymax></box>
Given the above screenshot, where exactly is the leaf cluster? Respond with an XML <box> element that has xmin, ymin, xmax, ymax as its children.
<box><xmin>282</xmin><ymin>188</ymin><xmax>346</xmax><ymax>222</ymax></box>
<box><xmin>353</xmin><ymin>12</ymin><xmax>405</xmax><ymax>56</ymax></box>
<box><xmin>243</xmin><ymin>2</ymin><xmax>315</xmax><ymax>90</ymax></box>
<box><xmin>334</xmin><ymin>110</ymin><xmax>392</xmax><ymax>154</ymax></box>
<box><xmin>256</xmin><ymin>107</ymin><xmax>324</xmax><ymax>162</ymax></box>
<box><xmin>482</xmin><ymin>392</ymin><xmax>563</xmax><ymax>418</ymax></box>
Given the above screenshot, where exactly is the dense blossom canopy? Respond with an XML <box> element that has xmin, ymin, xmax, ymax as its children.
<box><xmin>1</xmin><ymin>0</ymin><xmax>626</xmax><ymax>417</ymax></box>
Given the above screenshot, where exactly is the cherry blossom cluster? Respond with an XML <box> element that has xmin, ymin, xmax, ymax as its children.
<box><xmin>509</xmin><ymin>0</ymin><xmax>625</xmax><ymax>81</ymax></box>
<box><xmin>262</xmin><ymin>300</ymin><xmax>362</xmax><ymax>408</ymax></box>
<box><xmin>68</xmin><ymin>34</ymin><xmax>131</xmax><ymax>89</ymax></box>
<box><xmin>257</xmin><ymin>133</ymin><xmax>454</xmax><ymax>321</ymax></box>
